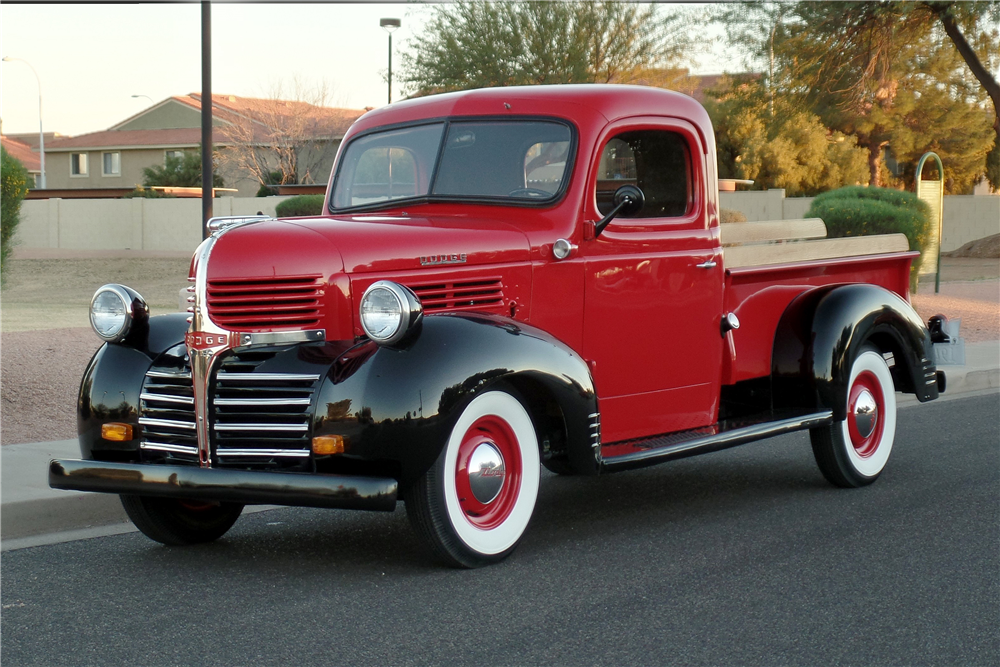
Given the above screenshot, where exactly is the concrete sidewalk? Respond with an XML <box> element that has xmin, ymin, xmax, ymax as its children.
<box><xmin>3</xmin><ymin>340</ymin><xmax>997</xmax><ymax>550</ymax></box>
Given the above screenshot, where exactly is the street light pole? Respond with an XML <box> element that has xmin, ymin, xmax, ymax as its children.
<box><xmin>380</xmin><ymin>18</ymin><xmax>401</xmax><ymax>104</ymax></box>
<box><xmin>2</xmin><ymin>56</ymin><xmax>46</xmax><ymax>189</ymax></box>
<box><xmin>131</xmin><ymin>94</ymin><xmax>154</xmax><ymax>104</ymax></box>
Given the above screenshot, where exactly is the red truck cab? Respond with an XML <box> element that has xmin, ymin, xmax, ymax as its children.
<box><xmin>53</xmin><ymin>85</ymin><xmax>942</xmax><ymax>567</ymax></box>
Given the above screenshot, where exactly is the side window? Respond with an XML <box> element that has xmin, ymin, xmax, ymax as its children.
<box><xmin>596</xmin><ymin>130</ymin><xmax>690</xmax><ymax>218</ymax></box>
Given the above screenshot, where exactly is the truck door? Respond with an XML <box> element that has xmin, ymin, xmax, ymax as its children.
<box><xmin>582</xmin><ymin>118</ymin><xmax>723</xmax><ymax>443</ymax></box>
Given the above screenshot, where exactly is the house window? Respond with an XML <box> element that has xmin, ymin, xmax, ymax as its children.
<box><xmin>165</xmin><ymin>150</ymin><xmax>185</xmax><ymax>162</ymax></box>
<box><xmin>102</xmin><ymin>152</ymin><xmax>121</xmax><ymax>176</ymax></box>
<box><xmin>70</xmin><ymin>153</ymin><xmax>88</xmax><ymax>177</ymax></box>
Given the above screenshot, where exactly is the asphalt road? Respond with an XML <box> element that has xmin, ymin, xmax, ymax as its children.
<box><xmin>2</xmin><ymin>393</ymin><xmax>997</xmax><ymax>666</ymax></box>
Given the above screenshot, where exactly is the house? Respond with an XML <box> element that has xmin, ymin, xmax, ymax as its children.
<box><xmin>1</xmin><ymin>133</ymin><xmax>61</xmax><ymax>187</ymax></box>
<box><xmin>42</xmin><ymin>94</ymin><xmax>367</xmax><ymax>197</ymax></box>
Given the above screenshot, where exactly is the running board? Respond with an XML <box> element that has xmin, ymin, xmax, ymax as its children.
<box><xmin>600</xmin><ymin>411</ymin><xmax>834</xmax><ymax>473</ymax></box>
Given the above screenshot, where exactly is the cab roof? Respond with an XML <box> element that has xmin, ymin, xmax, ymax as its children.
<box><xmin>346</xmin><ymin>84</ymin><xmax>712</xmax><ymax>139</ymax></box>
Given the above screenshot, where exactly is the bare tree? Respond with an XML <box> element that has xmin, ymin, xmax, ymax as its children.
<box><xmin>217</xmin><ymin>79</ymin><xmax>358</xmax><ymax>189</ymax></box>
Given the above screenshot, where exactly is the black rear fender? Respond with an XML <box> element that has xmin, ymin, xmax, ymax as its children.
<box><xmin>772</xmin><ymin>284</ymin><xmax>937</xmax><ymax>420</ymax></box>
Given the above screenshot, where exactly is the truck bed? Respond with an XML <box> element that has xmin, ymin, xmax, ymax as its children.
<box><xmin>720</xmin><ymin>219</ymin><xmax>917</xmax><ymax>384</ymax></box>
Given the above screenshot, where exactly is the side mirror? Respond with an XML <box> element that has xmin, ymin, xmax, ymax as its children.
<box><xmin>595</xmin><ymin>185</ymin><xmax>644</xmax><ymax>237</ymax></box>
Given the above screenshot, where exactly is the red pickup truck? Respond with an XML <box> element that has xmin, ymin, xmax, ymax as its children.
<box><xmin>51</xmin><ymin>85</ymin><xmax>943</xmax><ymax>567</ymax></box>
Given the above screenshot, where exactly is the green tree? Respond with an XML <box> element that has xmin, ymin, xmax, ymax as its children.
<box><xmin>706</xmin><ymin>76</ymin><xmax>869</xmax><ymax>196</ymax></box>
<box><xmin>401</xmin><ymin>1</ymin><xmax>696</xmax><ymax>95</ymax></box>
<box><xmin>142</xmin><ymin>148</ymin><xmax>224</xmax><ymax>189</ymax></box>
<box><xmin>1</xmin><ymin>147</ymin><xmax>30</xmax><ymax>284</ymax></box>
<box><xmin>718</xmin><ymin>2</ymin><xmax>998</xmax><ymax>190</ymax></box>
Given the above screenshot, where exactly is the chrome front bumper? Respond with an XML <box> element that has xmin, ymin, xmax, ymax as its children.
<box><xmin>49</xmin><ymin>459</ymin><xmax>398</xmax><ymax>512</ymax></box>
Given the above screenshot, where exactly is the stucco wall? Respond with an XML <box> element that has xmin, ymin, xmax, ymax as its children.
<box><xmin>17</xmin><ymin>196</ymin><xmax>295</xmax><ymax>252</ymax></box>
<box><xmin>722</xmin><ymin>190</ymin><xmax>999</xmax><ymax>252</ymax></box>
<box><xmin>16</xmin><ymin>191</ymin><xmax>998</xmax><ymax>254</ymax></box>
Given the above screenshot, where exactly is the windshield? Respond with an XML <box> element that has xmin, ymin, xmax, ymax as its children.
<box><xmin>331</xmin><ymin>120</ymin><xmax>573</xmax><ymax>210</ymax></box>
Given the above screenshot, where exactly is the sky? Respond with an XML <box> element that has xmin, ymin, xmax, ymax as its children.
<box><xmin>0</xmin><ymin>2</ymin><xmax>732</xmax><ymax>138</ymax></box>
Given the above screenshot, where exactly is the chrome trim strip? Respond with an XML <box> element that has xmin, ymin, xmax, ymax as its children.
<box><xmin>140</xmin><ymin>393</ymin><xmax>195</xmax><ymax>405</ymax></box>
<box><xmin>140</xmin><ymin>442</ymin><xmax>199</xmax><ymax>455</ymax></box>
<box><xmin>146</xmin><ymin>370</ymin><xmax>192</xmax><ymax>379</ymax></box>
<box><xmin>216</xmin><ymin>372</ymin><xmax>321</xmax><ymax>382</ymax></box>
<box><xmin>214</xmin><ymin>397</ymin><xmax>313</xmax><ymax>406</ymax></box>
<box><xmin>234</xmin><ymin>330</ymin><xmax>326</xmax><ymax>347</ymax></box>
<box><xmin>138</xmin><ymin>417</ymin><xmax>197</xmax><ymax>431</ymax></box>
<box><xmin>212</xmin><ymin>423</ymin><xmax>309</xmax><ymax>432</ymax></box>
<box><xmin>216</xmin><ymin>448</ymin><xmax>312</xmax><ymax>457</ymax></box>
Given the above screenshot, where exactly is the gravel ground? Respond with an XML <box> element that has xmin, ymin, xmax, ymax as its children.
<box><xmin>1</xmin><ymin>255</ymin><xmax>997</xmax><ymax>446</ymax></box>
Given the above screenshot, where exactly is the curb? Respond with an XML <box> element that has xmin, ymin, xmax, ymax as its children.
<box><xmin>3</xmin><ymin>345</ymin><xmax>997</xmax><ymax>547</ymax></box>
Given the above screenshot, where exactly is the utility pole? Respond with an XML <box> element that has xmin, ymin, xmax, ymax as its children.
<box><xmin>201</xmin><ymin>0</ymin><xmax>213</xmax><ymax>237</ymax></box>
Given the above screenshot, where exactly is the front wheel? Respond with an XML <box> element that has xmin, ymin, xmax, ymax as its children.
<box><xmin>406</xmin><ymin>390</ymin><xmax>541</xmax><ymax>568</ymax></box>
<box><xmin>810</xmin><ymin>346</ymin><xmax>897</xmax><ymax>487</ymax></box>
<box><xmin>120</xmin><ymin>495</ymin><xmax>244</xmax><ymax>545</ymax></box>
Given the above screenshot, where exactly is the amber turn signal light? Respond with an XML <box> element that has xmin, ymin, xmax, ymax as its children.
<box><xmin>312</xmin><ymin>435</ymin><xmax>345</xmax><ymax>455</ymax></box>
<box><xmin>101</xmin><ymin>423</ymin><xmax>134</xmax><ymax>442</ymax></box>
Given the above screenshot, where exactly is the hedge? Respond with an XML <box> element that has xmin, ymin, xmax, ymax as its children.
<box><xmin>806</xmin><ymin>186</ymin><xmax>932</xmax><ymax>282</ymax></box>
<box><xmin>1</xmin><ymin>147</ymin><xmax>30</xmax><ymax>285</ymax></box>
<box><xmin>275</xmin><ymin>195</ymin><xmax>325</xmax><ymax>217</ymax></box>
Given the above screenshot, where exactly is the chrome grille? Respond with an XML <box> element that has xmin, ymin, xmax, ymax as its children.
<box><xmin>139</xmin><ymin>345</ymin><xmax>198</xmax><ymax>462</ymax></box>
<box><xmin>407</xmin><ymin>277</ymin><xmax>504</xmax><ymax>313</ymax></box>
<box><xmin>212</xmin><ymin>352</ymin><xmax>319</xmax><ymax>462</ymax></box>
<box><xmin>206</xmin><ymin>274</ymin><xmax>324</xmax><ymax>330</ymax></box>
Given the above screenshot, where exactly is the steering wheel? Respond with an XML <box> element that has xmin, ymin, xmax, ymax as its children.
<box><xmin>507</xmin><ymin>188</ymin><xmax>552</xmax><ymax>199</ymax></box>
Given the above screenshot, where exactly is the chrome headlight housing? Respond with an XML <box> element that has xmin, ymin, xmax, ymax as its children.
<box><xmin>90</xmin><ymin>284</ymin><xmax>149</xmax><ymax>343</ymax></box>
<box><xmin>359</xmin><ymin>281</ymin><xmax>423</xmax><ymax>346</ymax></box>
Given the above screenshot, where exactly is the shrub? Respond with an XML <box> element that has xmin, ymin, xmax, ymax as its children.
<box><xmin>806</xmin><ymin>186</ymin><xmax>932</xmax><ymax>284</ymax></box>
<box><xmin>275</xmin><ymin>195</ymin><xmax>325</xmax><ymax>217</ymax></box>
<box><xmin>122</xmin><ymin>186</ymin><xmax>176</xmax><ymax>198</ymax></box>
<box><xmin>1</xmin><ymin>147</ymin><xmax>30</xmax><ymax>284</ymax></box>
<box><xmin>720</xmin><ymin>208</ymin><xmax>747</xmax><ymax>224</ymax></box>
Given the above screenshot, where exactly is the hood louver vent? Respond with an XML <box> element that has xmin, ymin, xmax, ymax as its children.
<box><xmin>207</xmin><ymin>274</ymin><xmax>324</xmax><ymax>330</ymax></box>
<box><xmin>407</xmin><ymin>278</ymin><xmax>505</xmax><ymax>313</ymax></box>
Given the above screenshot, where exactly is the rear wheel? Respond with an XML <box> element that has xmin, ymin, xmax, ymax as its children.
<box><xmin>810</xmin><ymin>345</ymin><xmax>897</xmax><ymax>488</ymax></box>
<box><xmin>406</xmin><ymin>390</ymin><xmax>541</xmax><ymax>568</ymax></box>
<box><xmin>120</xmin><ymin>495</ymin><xmax>244</xmax><ymax>545</ymax></box>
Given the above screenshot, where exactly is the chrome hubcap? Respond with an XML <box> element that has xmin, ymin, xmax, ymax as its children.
<box><xmin>468</xmin><ymin>442</ymin><xmax>505</xmax><ymax>504</ymax></box>
<box><xmin>853</xmin><ymin>389</ymin><xmax>878</xmax><ymax>439</ymax></box>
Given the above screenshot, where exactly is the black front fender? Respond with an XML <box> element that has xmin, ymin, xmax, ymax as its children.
<box><xmin>78</xmin><ymin>313</ymin><xmax>190</xmax><ymax>460</ymax></box>
<box><xmin>773</xmin><ymin>284</ymin><xmax>937</xmax><ymax>420</ymax></box>
<box><xmin>314</xmin><ymin>314</ymin><xmax>599</xmax><ymax>483</ymax></box>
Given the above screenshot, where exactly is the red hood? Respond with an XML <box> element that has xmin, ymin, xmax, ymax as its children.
<box><xmin>203</xmin><ymin>215</ymin><xmax>532</xmax><ymax>339</ymax></box>
<box><xmin>283</xmin><ymin>213</ymin><xmax>531</xmax><ymax>273</ymax></box>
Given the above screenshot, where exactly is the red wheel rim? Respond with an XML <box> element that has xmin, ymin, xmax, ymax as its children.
<box><xmin>454</xmin><ymin>415</ymin><xmax>522</xmax><ymax>530</ymax></box>
<box><xmin>847</xmin><ymin>370</ymin><xmax>885</xmax><ymax>458</ymax></box>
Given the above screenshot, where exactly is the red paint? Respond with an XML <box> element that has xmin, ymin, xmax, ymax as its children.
<box><xmin>198</xmin><ymin>85</ymin><xmax>918</xmax><ymax>447</ymax></box>
<box><xmin>722</xmin><ymin>253</ymin><xmax>916</xmax><ymax>384</ymax></box>
<box><xmin>455</xmin><ymin>415</ymin><xmax>522</xmax><ymax>530</ymax></box>
<box><xmin>847</xmin><ymin>370</ymin><xmax>886</xmax><ymax>457</ymax></box>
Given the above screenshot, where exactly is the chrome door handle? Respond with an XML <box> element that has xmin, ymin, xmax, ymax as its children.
<box><xmin>696</xmin><ymin>260</ymin><xmax>717</xmax><ymax>269</ymax></box>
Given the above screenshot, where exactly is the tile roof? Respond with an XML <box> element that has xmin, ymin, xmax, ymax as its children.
<box><xmin>44</xmin><ymin>127</ymin><xmax>230</xmax><ymax>151</ymax></box>
<box><xmin>48</xmin><ymin>94</ymin><xmax>366</xmax><ymax>151</ymax></box>
<box><xmin>181</xmin><ymin>93</ymin><xmax>365</xmax><ymax>140</ymax></box>
<box><xmin>1</xmin><ymin>135</ymin><xmax>41</xmax><ymax>171</ymax></box>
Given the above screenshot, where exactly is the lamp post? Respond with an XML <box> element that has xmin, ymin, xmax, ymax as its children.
<box><xmin>380</xmin><ymin>17</ymin><xmax>401</xmax><ymax>104</ymax></box>
<box><xmin>131</xmin><ymin>94</ymin><xmax>154</xmax><ymax>104</ymax></box>
<box><xmin>2</xmin><ymin>56</ymin><xmax>46</xmax><ymax>189</ymax></box>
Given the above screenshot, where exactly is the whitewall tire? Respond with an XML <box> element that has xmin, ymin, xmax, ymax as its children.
<box><xmin>406</xmin><ymin>390</ymin><xmax>541</xmax><ymax>568</ymax></box>
<box><xmin>810</xmin><ymin>346</ymin><xmax>897</xmax><ymax>487</ymax></box>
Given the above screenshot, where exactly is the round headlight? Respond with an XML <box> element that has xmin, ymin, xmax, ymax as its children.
<box><xmin>90</xmin><ymin>284</ymin><xmax>148</xmax><ymax>343</ymax></box>
<box><xmin>360</xmin><ymin>281</ymin><xmax>423</xmax><ymax>346</ymax></box>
